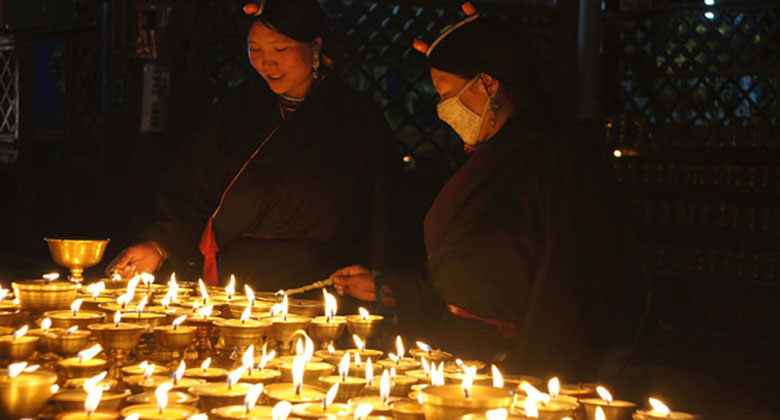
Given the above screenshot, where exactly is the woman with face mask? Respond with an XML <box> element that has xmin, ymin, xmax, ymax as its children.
<box><xmin>332</xmin><ymin>5</ymin><xmax>639</xmax><ymax>379</ymax></box>
<box><xmin>107</xmin><ymin>0</ymin><xmax>397</xmax><ymax>293</ymax></box>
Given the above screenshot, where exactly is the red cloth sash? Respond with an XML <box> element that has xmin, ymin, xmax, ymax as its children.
<box><xmin>447</xmin><ymin>304</ymin><xmax>518</xmax><ymax>339</ymax></box>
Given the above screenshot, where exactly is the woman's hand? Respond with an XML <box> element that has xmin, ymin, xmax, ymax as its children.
<box><xmin>106</xmin><ymin>241</ymin><xmax>166</xmax><ymax>278</ymax></box>
<box><xmin>331</xmin><ymin>265</ymin><xmax>377</xmax><ymax>302</ymax></box>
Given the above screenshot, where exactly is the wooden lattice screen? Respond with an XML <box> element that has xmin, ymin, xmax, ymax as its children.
<box><xmin>603</xmin><ymin>1</ymin><xmax>779</xmax><ymax>367</ymax></box>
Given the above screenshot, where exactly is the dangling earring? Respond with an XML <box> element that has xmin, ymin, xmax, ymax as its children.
<box><xmin>489</xmin><ymin>98</ymin><xmax>499</xmax><ymax>129</ymax></box>
<box><xmin>312</xmin><ymin>50</ymin><xmax>321</xmax><ymax>79</ymax></box>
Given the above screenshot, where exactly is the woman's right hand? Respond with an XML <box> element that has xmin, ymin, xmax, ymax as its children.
<box><xmin>105</xmin><ymin>241</ymin><xmax>166</xmax><ymax>278</ymax></box>
<box><xmin>331</xmin><ymin>265</ymin><xmax>377</xmax><ymax>302</ymax></box>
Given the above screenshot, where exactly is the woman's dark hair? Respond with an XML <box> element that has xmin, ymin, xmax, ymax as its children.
<box><xmin>242</xmin><ymin>0</ymin><xmax>329</xmax><ymax>44</ymax></box>
<box><xmin>428</xmin><ymin>18</ymin><xmax>559</xmax><ymax>123</ymax></box>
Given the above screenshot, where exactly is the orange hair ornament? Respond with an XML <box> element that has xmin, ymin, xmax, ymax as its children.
<box><xmin>412</xmin><ymin>2</ymin><xmax>480</xmax><ymax>57</ymax></box>
<box><xmin>243</xmin><ymin>1</ymin><xmax>265</xmax><ymax>16</ymax></box>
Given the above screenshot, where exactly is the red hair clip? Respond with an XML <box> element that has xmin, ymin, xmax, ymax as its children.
<box><xmin>461</xmin><ymin>2</ymin><xmax>477</xmax><ymax>17</ymax></box>
<box><xmin>412</xmin><ymin>40</ymin><xmax>429</xmax><ymax>55</ymax></box>
<box><xmin>243</xmin><ymin>1</ymin><xmax>264</xmax><ymax>16</ymax></box>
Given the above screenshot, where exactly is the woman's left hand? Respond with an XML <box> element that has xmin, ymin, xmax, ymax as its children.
<box><xmin>331</xmin><ymin>265</ymin><xmax>377</xmax><ymax>302</ymax></box>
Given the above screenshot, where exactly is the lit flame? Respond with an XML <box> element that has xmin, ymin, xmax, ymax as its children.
<box><xmin>390</xmin><ymin>366</ymin><xmax>396</xmax><ymax>379</ymax></box>
<box><xmin>127</xmin><ymin>275</ymin><xmax>141</xmax><ymax>295</ymax></box>
<box><xmin>271</xmin><ymin>401</ymin><xmax>292</xmax><ymax>420</ymax></box>
<box><xmin>12</xmin><ymin>325</ymin><xmax>28</xmax><ymax>339</ymax></box>
<box><xmin>492</xmin><ymin>365</ymin><xmax>504</xmax><ymax>388</ymax></box>
<box><xmin>66</xmin><ymin>326</ymin><xmax>79</xmax><ymax>335</ymax></box>
<box><xmin>140</xmin><ymin>272</ymin><xmax>155</xmax><ymax>287</ymax></box>
<box><xmin>292</xmin><ymin>356</ymin><xmax>305</xmax><ymax>395</ymax></box>
<box><xmin>416</xmin><ymin>341</ymin><xmax>433</xmax><ymax>353</ymax></box>
<box><xmin>167</xmin><ymin>273</ymin><xmax>179</xmax><ymax>303</ymax></box>
<box><xmin>136</xmin><ymin>295</ymin><xmax>148</xmax><ymax>315</ymax></box>
<box><xmin>155</xmin><ymin>382</ymin><xmax>174</xmax><ymax>413</ymax></box>
<box><xmin>242</xmin><ymin>345</ymin><xmax>254</xmax><ymax>374</ymax></box>
<box><xmin>431</xmin><ymin>362</ymin><xmax>445</xmax><ymax>386</ymax></box>
<box><xmin>328</xmin><ymin>344</ymin><xmax>336</xmax><ymax>356</ymax></box>
<box><xmin>461</xmin><ymin>366</ymin><xmax>477</xmax><ymax>398</ymax></box>
<box><xmin>282</xmin><ymin>294</ymin><xmax>289</xmax><ymax>321</ymax></box>
<box><xmin>358</xmin><ymin>307</ymin><xmax>370</xmax><ymax>321</ymax></box>
<box><xmin>70</xmin><ymin>299</ymin><xmax>84</xmax><ymax>316</ymax></box>
<box><xmin>380</xmin><ymin>369</ymin><xmax>391</xmax><ymax>405</ymax></box>
<box><xmin>417</xmin><ymin>392</ymin><xmax>423</xmax><ymax>406</ymax></box>
<box><xmin>355</xmin><ymin>352</ymin><xmax>362</xmax><ymax>369</ymax></box>
<box><xmin>197</xmin><ymin>305</ymin><xmax>213</xmax><ymax>319</ymax></box>
<box><xmin>596</xmin><ymin>386</ymin><xmax>613</xmax><ymax>404</ymax></box>
<box><xmin>365</xmin><ymin>358</ymin><xmax>373</xmax><ymax>386</ymax></box>
<box><xmin>144</xmin><ymin>363</ymin><xmax>156</xmax><ymax>379</ymax></box>
<box><xmin>244</xmin><ymin>383</ymin><xmax>264</xmax><ymax>412</ymax></box>
<box><xmin>486</xmin><ymin>408</ymin><xmax>509</xmax><ymax>420</ymax></box>
<box><xmin>649</xmin><ymin>397</ymin><xmax>672</xmax><ymax>415</ymax></box>
<box><xmin>227</xmin><ymin>365</ymin><xmax>247</xmax><ymax>390</ymax></box>
<box><xmin>7</xmin><ymin>362</ymin><xmax>27</xmax><ymax>378</ymax></box>
<box><xmin>116</xmin><ymin>293</ymin><xmax>132</xmax><ymax>309</ymax></box>
<box><xmin>295</xmin><ymin>338</ymin><xmax>304</xmax><ymax>357</ymax></box>
<box><xmin>324</xmin><ymin>383</ymin><xmax>338</xmax><ymax>410</ymax></box>
<box><xmin>303</xmin><ymin>333</ymin><xmax>314</xmax><ymax>362</ymax></box>
<box><xmin>172</xmin><ymin>315</ymin><xmax>187</xmax><ymax>330</ymax></box>
<box><xmin>520</xmin><ymin>382</ymin><xmax>550</xmax><ymax>404</ymax></box>
<box><xmin>110</xmin><ymin>273</ymin><xmax>121</xmax><ymax>281</ymax></box>
<box><xmin>389</xmin><ymin>353</ymin><xmax>399</xmax><ymax>365</ymax></box>
<box><xmin>323</xmin><ymin>289</ymin><xmax>337</xmax><ymax>322</ymax></box>
<box><xmin>113</xmin><ymin>310</ymin><xmax>121</xmax><ymax>327</ymax></box>
<box><xmin>201</xmin><ymin>358</ymin><xmax>211</xmax><ymax>372</ymax></box>
<box><xmin>259</xmin><ymin>344</ymin><xmax>275</xmax><ymax>370</ymax></box>
<box><xmin>245</xmin><ymin>284</ymin><xmax>255</xmax><ymax>307</ymax></box>
<box><xmin>548</xmin><ymin>377</ymin><xmax>560</xmax><ymax>398</ymax></box>
<box><xmin>595</xmin><ymin>406</ymin><xmax>606</xmax><ymax>420</ymax></box>
<box><xmin>339</xmin><ymin>352</ymin><xmax>350</xmax><ymax>381</ymax></box>
<box><xmin>51</xmin><ymin>384</ymin><xmax>60</xmax><ymax>393</ymax></box>
<box><xmin>198</xmin><ymin>279</ymin><xmax>209</xmax><ymax>305</ymax></box>
<box><xmin>84</xmin><ymin>381</ymin><xmax>103</xmax><ymax>415</ymax></box>
<box><xmin>161</xmin><ymin>293</ymin><xmax>171</xmax><ymax>309</ymax></box>
<box><xmin>225</xmin><ymin>275</ymin><xmax>236</xmax><ymax>300</ymax></box>
<box><xmin>240</xmin><ymin>304</ymin><xmax>252</xmax><ymax>323</ymax></box>
<box><xmin>83</xmin><ymin>371</ymin><xmax>107</xmax><ymax>392</ymax></box>
<box><xmin>0</xmin><ymin>286</ymin><xmax>7</xmax><ymax>302</ymax></box>
<box><xmin>43</xmin><ymin>272</ymin><xmax>60</xmax><ymax>283</ymax></box>
<box><xmin>396</xmin><ymin>336</ymin><xmax>405</xmax><ymax>359</ymax></box>
<box><xmin>172</xmin><ymin>360</ymin><xmax>185</xmax><ymax>385</ymax></box>
<box><xmin>353</xmin><ymin>334</ymin><xmax>366</xmax><ymax>352</ymax></box>
<box><xmin>24</xmin><ymin>365</ymin><xmax>39</xmax><ymax>372</ymax></box>
<box><xmin>86</xmin><ymin>281</ymin><xmax>105</xmax><ymax>299</ymax></box>
<box><xmin>421</xmin><ymin>357</ymin><xmax>430</xmax><ymax>376</ymax></box>
<box><xmin>524</xmin><ymin>394</ymin><xmax>539</xmax><ymax>418</ymax></box>
<box><xmin>78</xmin><ymin>344</ymin><xmax>102</xmax><ymax>363</ymax></box>
<box><xmin>353</xmin><ymin>403</ymin><xmax>373</xmax><ymax>420</ymax></box>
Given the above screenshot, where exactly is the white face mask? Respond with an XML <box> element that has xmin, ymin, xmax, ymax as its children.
<box><xmin>436</xmin><ymin>75</ymin><xmax>491</xmax><ymax>146</ymax></box>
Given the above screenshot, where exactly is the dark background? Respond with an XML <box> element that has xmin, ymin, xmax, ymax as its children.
<box><xmin>0</xmin><ymin>0</ymin><xmax>778</xmax><ymax>418</ymax></box>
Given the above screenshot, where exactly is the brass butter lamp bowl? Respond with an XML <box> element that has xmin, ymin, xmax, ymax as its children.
<box><xmin>12</xmin><ymin>279</ymin><xmax>78</xmax><ymax>313</ymax></box>
<box><xmin>0</xmin><ymin>367</ymin><xmax>58</xmax><ymax>419</ymax></box>
<box><xmin>44</xmin><ymin>238</ymin><xmax>110</xmax><ymax>283</ymax></box>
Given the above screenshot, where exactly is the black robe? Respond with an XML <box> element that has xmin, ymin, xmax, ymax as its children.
<box><xmin>139</xmin><ymin>75</ymin><xmax>398</xmax><ymax>291</ymax></box>
<box><xmin>419</xmin><ymin>117</ymin><xmax>638</xmax><ymax>378</ymax></box>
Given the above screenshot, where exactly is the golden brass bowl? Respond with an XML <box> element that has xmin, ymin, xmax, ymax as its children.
<box><xmin>421</xmin><ymin>385</ymin><xmax>513</xmax><ymax>420</ymax></box>
<box><xmin>58</xmin><ymin>357</ymin><xmax>108</xmax><ymax>379</ymax></box>
<box><xmin>154</xmin><ymin>325</ymin><xmax>196</xmax><ymax>349</ymax></box>
<box><xmin>44</xmin><ymin>310</ymin><xmax>105</xmax><ymax>330</ymax></box>
<box><xmin>580</xmin><ymin>398</ymin><xmax>637</xmax><ymax>420</ymax></box>
<box><xmin>319</xmin><ymin>375</ymin><xmax>367</xmax><ymax>402</ymax></box>
<box><xmin>308</xmin><ymin>316</ymin><xmax>346</xmax><ymax>346</ymax></box>
<box><xmin>120</xmin><ymin>312</ymin><xmax>166</xmax><ymax>331</ymax></box>
<box><xmin>512</xmin><ymin>395</ymin><xmax>579</xmax><ymax>419</ymax></box>
<box><xmin>88</xmin><ymin>323</ymin><xmax>146</xmax><ymax>351</ymax></box>
<box><xmin>12</xmin><ymin>280</ymin><xmax>78</xmax><ymax>313</ymax></box>
<box><xmin>288</xmin><ymin>298</ymin><xmax>323</xmax><ymax>317</ymax></box>
<box><xmin>0</xmin><ymin>310</ymin><xmax>21</xmax><ymax>327</ymax></box>
<box><xmin>47</xmin><ymin>330</ymin><xmax>92</xmax><ymax>356</ymax></box>
<box><xmin>267</xmin><ymin>315</ymin><xmax>312</xmax><ymax>345</ymax></box>
<box><xmin>346</xmin><ymin>315</ymin><xmax>383</xmax><ymax>340</ymax></box>
<box><xmin>0</xmin><ymin>335</ymin><xmax>39</xmax><ymax>360</ymax></box>
<box><xmin>0</xmin><ymin>368</ymin><xmax>58</xmax><ymax>419</ymax></box>
<box><xmin>63</xmin><ymin>377</ymin><xmax>118</xmax><ymax>391</ymax></box>
<box><xmin>409</xmin><ymin>348</ymin><xmax>453</xmax><ymax>363</ymax></box>
<box><xmin>227</xmin><ymin>300</ymin><xmax>276</xmax><ymax>319</ymax></box>
<box><xmin>278</xmin><ymin>361</ymin><xmax>334</xmax><ymax>384</ymax></box>
<box><xmin>214</xmin><ymin>318</ymin><xmax>271</xmax><ymax>348</ymax></box>
<box><xmin>126</xmin><ymin>391</ymin><xmax>199</xmax><ymax>407</ymax></box>
<box><xmin>79</xmin><ymin>297</ymin><xmax>114</xmax><ymax>312</ymax></box>
<box><xmin>52</xmin><ymin>389</ymin><xmax>130</xmax><ymax>412</ymax></box>
<box><xmin>291</xmin><ymin>401</ymin><xmax>352</xmax><ymax>418</ymax></box>
<box><xmin>44</xmin><ymin>237</ymin><xmax>110</xmax><ymax>283</ymax></box>
<box><xmin>210</xmin><ymin>405</ymin><xmax>275</xmax><ymax>420</ymax></box>
<box><xmin>120</xmin><ymin>403</ymin><xmax>197</xmax><ymax>420</ymax></box>
<box><xmin>140</xmin><ymin>376</ymin><xmax>205</xmax><ymax>393</ymax></box>
<box><xmin>240</xmin><ymin>368</ymin><xmax>281</xmax><ymax>385</ymax></box>
<box><xmin>188</xmin><ymin>383</ymin><xmax>254</xmax><ymax>412</ymax></box>
<box><xmin>121</xmin><ymin>363</ymin><xmax>171</xmax><ymax>377</ymax></box>
<box><xmin>263</xmin><ymin>383</ymin><xmax>326</xmax><ymax>405</ymax></box>
<box><xmin>391</xmin><ymin>399</ymin><xmax>426</xmax><ymax>420</ymax></box>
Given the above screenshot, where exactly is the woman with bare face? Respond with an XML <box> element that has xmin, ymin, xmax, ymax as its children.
<box><xmin>108</xmin><ymin>0</ymin><xmax>397</xmax><ymax>292</ymax></box>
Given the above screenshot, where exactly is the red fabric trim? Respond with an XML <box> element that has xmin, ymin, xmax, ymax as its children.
<box><xmin>198</xmin><ymin>218</ymin><xmax>219</xmax><ymax>286</ymax></box>
<box><xmin>447</xmin><ymin>304</ymin><xmax>518</xmax><ymax>339</ymax></box>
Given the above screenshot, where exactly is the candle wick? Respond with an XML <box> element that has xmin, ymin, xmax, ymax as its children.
<box><xmin>295</xmin><ymin>383</ymin><xmax>302</xmax><ymax>395</ymax></box>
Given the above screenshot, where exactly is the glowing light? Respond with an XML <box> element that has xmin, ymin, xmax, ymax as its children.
<box><xmin>492</xmin><ymin>365</ymin><xmax>504</xmax><ymax>388</ymax></box>
<box><xmin>136</xmin><ymin>295</ymin><xmax>148</xmax><ymax>316</ymax></box>
<box><xmin>259</xmin><ymin>344</ymin><xmax>275</xmax><ymax>370</ymax></box>
<box><xmin>172</xmin><ymin>315</ymin><xmax>187</xmax><ymax>330</ymax></box>
<box><xmin>705</xmin><ymin>11</ymin><xmax>715</xmax><ymax>19</ymax></box>
<box><xmin>51</xmin><ymin>384</ymin><xmax>60</xmax><ymax>393</ymax></box>
<box><xmin>0</xmin><ymin>286</ymin><xmax>8</xmax><ymax>302</ymax></box>
<box><xmin>242</xmin><ymin>345</ymin><xmax>254</xmax><ymax>374</ymax></box>
<box><xmin>421</xmin><ymin>357</ymin><xmax>430</xmax><ymax>376</ymax></box>
<box><xmin>113</xmin><ymin>310</ymin><xmax>121</xmax><ymax>327</ymax></box>
<box><xmin>339</xmin><ymin>352</ymin><xmax>350</xmax><ymax>381</ymax></box>
<box><xmin>461</xmin><ymin>366</ymin><xmax>477</xmax><ymax>398</ymax></box>
<box><xmin>390</xmin><ymin>366</ymin><xmax>396</xmax><ymax>379</ymax></box>
<box><xmin>353</xmin><ymin>403</ymin><xmax>373</xmax><ymax>420</ymax></box>
<box><xmin>172</xmin><ymin>360</ymin><xmax>185</xmax><ymax>385</ymax></box>
<box><xmin>117</xmin><ymin>293</ymin><xmax>132</xmax><ymax>309</ymax></box>
<box><xmin>70</xmin><ymin>299</ymin><xmax>84</xmax><ymax>317</ymax></box>
<box><xmin>282</xmin><ymin>294</ymin><xmax>289</xmax><ymax>321</ymax></box>
<box><xmin>87</xmin><ymin>281</ymin><xmax>105</xmax><ymax>299</ymax></box>
<box><xmin>704</xmin><ymin>0</ymin><xmax>715</xmax><ymax>5</ymax></box>
<box><xmin>649</xmin><ymin>397</ymin><xmax>672</xmax><ymax>416</ymax></box>
<box><xmin>292</xmin><ymin>356</ymin><xmax>305</xmax><ymax>395</ymax></box>
<box><xmin>271</xmin><ymin>401</ymin><xmax>292</xmax><ymax>420</ymax></box>
<box><xmin>353</xmin><ymin>334</ymin><xmax>366</xmax><ymax>352</ymax></box>
<box><xmin>41</xmin><ymin>318</ymin><xmax>52</xmax><ymax>333</ymax></box>
<box><xmin>354</xmin><ymin>352</ymin><xmax>362</xmax><ymax>369</ymax></box>
<box><xmin>78</xmin><ymin>344</ymin><xmax>102</xmax><ymax>363</ymax></box>
<box><xmin>486</xmin><ymin>408</ymin><xmax>509</xmax><ymax>420</ymax></box>
<box><xmin>140</xmin><ymin>272</ymin><xmax>155</xmax><ymax>287</ymax></box>
<box><xmin>324</xmin><ymin>383</ymin><xmax>338</xmax><ymax>410</ymax></box>
<box><xmin>240</xmin><ymin>304</ymin><xmax>252</xmax><ymax>323</ymax></box>
<box><xmin>197</xmin><ymin>305</ymin><xmax>213</xmax><ymax>319</ymax></box>
<box><xmin>155</xmin><ymin>382</ymin><xmax>174</xmax><ymax>413</ymax></box>
<box><xmin>328</xmin><ymin>344</ymin><xmax>336</xmax><ymax>356</ymax></box>
<box><xmin>225</xmin><ymin>275</ymin><xmax>236</xmax><ymax>300</ymax></box>
<box><xmin>83</xmin><ymin>371</ymin><xmax>107</xmax><ymax>392</ymax></box>
<box><xmin>380</xmin><ymin>369</ymin><xmax>391</xmax><ymax>405</ymax></box>
<box><xmin>12</xmin><ymin>325</ymin><xmax>28</xmax><ymax>339</ymax></box>
<box><xmin>613</xmin><ymin>149</ymin><xmax>622</xmax><ymax>158</ymax></box>
<box><xmin>524</xmin><ymin>395</ymin><xmax>539</xmax><ymax>418</ymax></box>
<box><xmin>227</xmin><ymin>365</ymin><xmax>247</xmax><ymax>390</ymax></box>
<box><xmin>84</xmin><ymin>381</ymin><xmax>103</xmax><ymax>415</ymax></box>
<box><xmin>245</xmin><ymin>284</ymin><xmax>255</xmax><ymax>307</ymax></box>
<box><xmin>66</xmin><ymin>326</ymin><xmax>79</xmax><ymax>335</ymax></box>
<box><xmin>358</xmin><ymin>307</ymin><xmax>370</xmax><ymax>321</ymax></box>
<box><xmin>323</xmin><ymin>289</ymin><xmax>338</xmax><ymax>322</ymax></box>
<box><xmin>144</xmin><ymin>363</ymin><xmax>156</xmax><ymax>379</ymax></box>
<box><xmin>303</xmin><ymin>333</ymin><xmax>314</xmax><ymax>362</ymax></box>
<box><xmin>43</xmin><ymin>272</ymin><xmax>60</xmax><ymax>283</ymax></box>
<box><xmin>198</xmin><ymin>279</ymin><xmax>209</xmax><ymax>305</ymax></box>
<box><xmin>431</xmin><ymin>362</ymin><xmax>445</xmax><ymax>386</ymax></box>
<box><xmin>396</xmin><ymin>336</ymin><xmax>405</xmax><ymax>360</ymax></box>
<box><xmin>596</xmin><ymin>386</ymin><xmax>613</xmax><ymax>404</ymax></box>
<box><xmin>595</xmin><ymin>406</ymin><xmax>606</xmax><ymax>420</ymax></box>
<box><xmin>389</xmin><ymin>353</ymin><xmax>399</xmax><ymax>365</ymax></box>
<box><xmin>7</xmin><ymin>362</ymin><xmax>27</xmax><ymax>378</ymax></box>
<box><xmin>416</xmin><ymin>341</ymin><xmax>433</xmax><ymax>353</ymax></box>
<box><xmin>23</xmin><ymin>365</ymin><xmax>39</xmax><ymax>372</ymax></box>
<box><xmin>244</xmin><ymin>383</ymin><xmax>264</xmax><ymax>412</ymax></box>
<box><xmin>200</xmin><ymin>358</ymin><xmax>211</xmax><ymax>372</ymax></box>
<box><xmin>548</xmin><ymin>377</ymin><xmax>560</xmax><ymax>398</ymax></box>
<box><xmin>161</xmin><ymin>293</ymin><xmax>171</xmax><ymax>309</ymax></box>
<box><xmin>365</xmin><ymin>358</ymin><xmax>374</xmax><ymax>386</ymax></box>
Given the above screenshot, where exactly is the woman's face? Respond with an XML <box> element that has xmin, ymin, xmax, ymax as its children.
<box><xmin>247</xmin><ymin>21</ymin><xmax>321</xmax><ymax>97</ymax></box>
